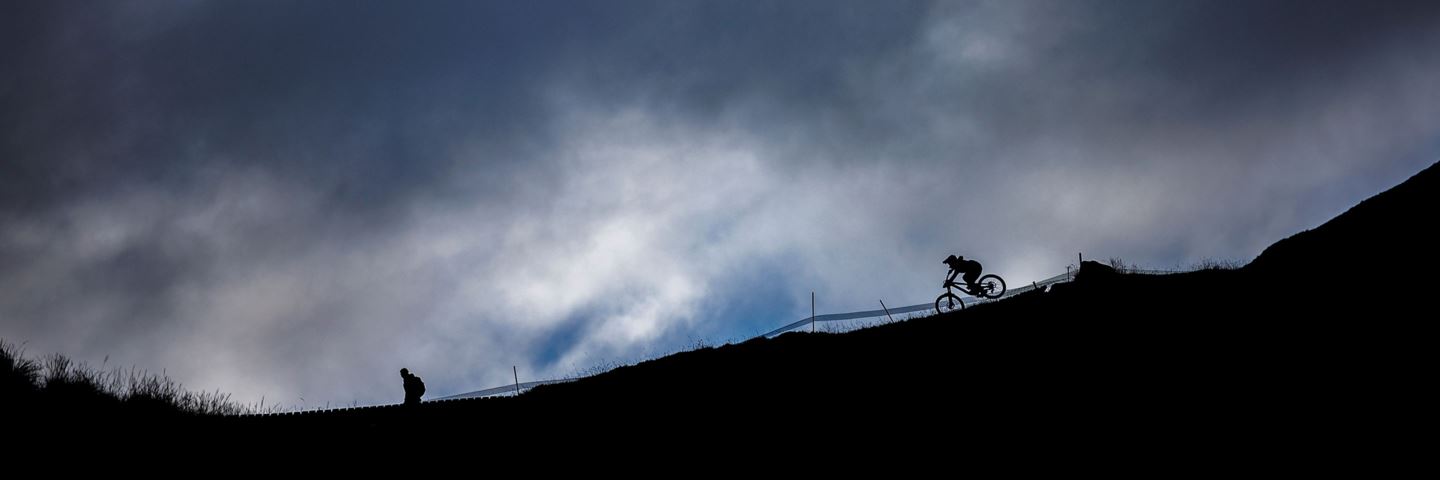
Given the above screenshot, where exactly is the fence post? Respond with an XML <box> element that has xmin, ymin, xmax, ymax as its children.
<box><xmin>879</xmin><ymin>299</ymin><xmax>895</xmax><ymax>323</ymax></box>
<box><xmin>513</xmin><ymin>366</ymin><xmax>520</xmax><ymax>397</ymax></box>
<box><xmin>811</xmin><ymin>291</ymin><xmax>816</xmax><ymax>333</ymax></box>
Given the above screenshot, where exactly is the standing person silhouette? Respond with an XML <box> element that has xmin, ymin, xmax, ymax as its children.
<box><xmin>943</xmin><ymin>254</ymin><xmax>983</xmax><ymax>294</ymax></box>
<box><xmin>400</xmin><ymin>368</ymin><xmax>425</xmax><ymax>406</ymax></box>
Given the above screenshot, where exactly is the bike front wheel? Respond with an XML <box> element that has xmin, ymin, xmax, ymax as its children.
<box><xmin>935</xmin><ymin>292</ymin><xmax>965</xmax><ymax>313</ymax></box>
<box><xmin>978</xmin><ymin>274</ymin><xmax>1007</xmax><ymax>299</ymax></box>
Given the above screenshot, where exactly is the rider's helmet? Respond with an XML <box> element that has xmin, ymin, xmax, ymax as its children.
<box><xmin>944</xmin><ymin>254</ymin><xmax>958</xmax><ymax>264</ymax></box>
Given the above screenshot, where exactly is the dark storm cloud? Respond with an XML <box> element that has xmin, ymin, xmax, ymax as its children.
<box><xmin>4</xmin><ymin>0</ymin><xmax>1440</xmax><ymax>405</ymax></box>
<box><xmin>3</xmin><ymin>1</ymin><xmax>551</xmax><ymax>216</ymax></box>
<box><xmin>1</xmin><ymin>1</ymin><xmax>931</xmax><ymax>216</ymax></box>
<box><xmin>1008</xmin><ymin>1</ymin><xmax>1440</xmax><ymax>140</ymax></box>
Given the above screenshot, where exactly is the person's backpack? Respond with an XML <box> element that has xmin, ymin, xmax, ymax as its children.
<box><xmin>413</xmin><ymin>375</ymin><xmax>425</xmax><ymax>397</ymax></box>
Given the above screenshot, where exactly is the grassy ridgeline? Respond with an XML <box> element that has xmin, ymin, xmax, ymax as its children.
<box><xmin>2</xmin><ymin>339</ymin><xmax>260</xmax><ymax>425</ymax></box>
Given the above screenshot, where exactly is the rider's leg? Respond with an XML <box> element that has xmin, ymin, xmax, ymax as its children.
<box><xmin>963</xmin><ymin>271</ymin><xmax>980</xmax><ymax>293</ymax></box>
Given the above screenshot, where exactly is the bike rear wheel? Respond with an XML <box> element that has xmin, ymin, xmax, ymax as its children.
<box><xmin>978</xmin><ymin>274</ymin><xmax>1007</xmax><ymax>299</ymax></box>
<box><xmin>935</xmin><ymin>292</ymin><xmax>965</xmax><ymax>313</ymax></box>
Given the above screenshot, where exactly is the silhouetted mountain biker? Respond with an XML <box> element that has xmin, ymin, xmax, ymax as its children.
<box><xmin>943</xmin><ymin>254</ymin><xmax>983</xmax><ymax>294</ymax></box>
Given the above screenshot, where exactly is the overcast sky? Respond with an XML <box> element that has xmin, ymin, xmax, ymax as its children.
<box><xmin>4</xmin><ymin>0</ymin><xmax>1439</xmax><ymax>407</ymax></box>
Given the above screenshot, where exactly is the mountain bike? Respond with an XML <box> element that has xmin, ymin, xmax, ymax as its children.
<box><xmin>935</xmin><ymin>274</ymin><xmax>1007</xmax><ymax>313</ymax></box>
